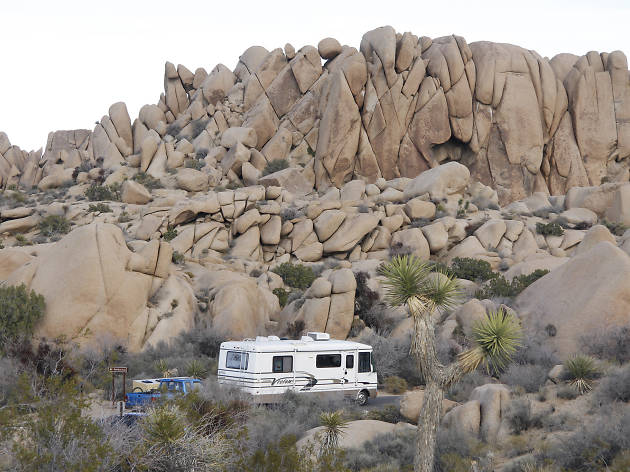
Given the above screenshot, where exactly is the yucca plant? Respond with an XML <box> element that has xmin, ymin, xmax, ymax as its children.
<box><xmin>378</xmin><ymin>255</ymin><xmax>522</xmax><ymax>472</ymax></box>
<box><xmin>186</xmin><ymin>359</ymin><xmax>207</xmax><ymax>379</ymax></box>
<box><xmin>154</xmin><ymin>359</ymin><xmax>169</xmax><ymax>378</ymax></box>
<box><xmin>458</xmin><ymin>309</ymin><xmax>522</xmax><ymax>375</ymax></box>
<box><xmin>318</xmin><ymin>411</ymin><xmax>348</xmax><ymax>456</ymax></box>
<box><xmin>564</xmin><ymin>355</ymin><xmax>599</xmax><ymax>394</ymax></box>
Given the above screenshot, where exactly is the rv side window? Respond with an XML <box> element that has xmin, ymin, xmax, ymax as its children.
<box><xmin>226</xmin><ymin>351</ymin><xmax>249</xmax><ymax>370</ymax></box>
<box><xmin>359</xmin><ymin>352</ymin><xmax>371</xmax><ymax>373</ymax></box>
<box><xmin>346</xmin><ymin>355</ymin><xmax>354</xmax><ymax>369</ymax></box>
<box><xmin>272</xmin><ymin>356</ymin><xmax>293</xmax><ymax>373</ymax></box>
<box><xmin>316</xmin><ymin>354</ymin><xmax>341</xmax><ymax>368</ymax></box>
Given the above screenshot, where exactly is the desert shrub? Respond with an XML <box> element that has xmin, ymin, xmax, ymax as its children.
<box><xmin>273</xmin><ymin>287</ymin><xmax>289</xmax><ymax>308</ymax></box>
<box><xmin>500</xmin><ymin>364</ymin><xmax>549</xmax><ymax>393</ymax></box>
<box><xmin>602</xmin><ymin>219</ymin><xmax>627</xmax><ymax>236</ymax></box>
<box><xmin>286</xmin><ymin>320</ymin><xmax>305</xmax><ymax>338</ymax></box>
<box><xmin>272</xmin><ymin>262</ymin><xmax>316</xmax><ymax>290</ymax></box>
<box><xmin>358</xmin><ymin>333</ymin><xmax>423</xmax><ymax>386</ymax></box>
<box><xmin>344</xmin><ymin>430</ymin><xmax>415</xmax><ymax>472</ymax></box>
<box><xmin>366</xmin><ymin>405</ymin><xmax>405</xmax><ymax>424</ymax></box>
<box><xmin>594</xmin><ymin>364</ymin><xmax>630</xmax><ymax>405</ymax></box>
<box><xmin>581</xmin><ymin>324</ymin><xmax>630</xmax><ymax>364</ymax></box>
<box><xmin>475</xmin><ymin>270</ymin><xmax>548</xmax><ymax>299</ymax></box>
<box><xmin>184</xmin><ymin>158</ymin><xmax>205</xmax><ymax>170</ymax></box>
<box><xmin>14</xmin><ymin>234</ymin><xmax>32</xmax><ymax>246</ymax></box>
<box><xmin>354</xmin><ymin>272</ymin><xmax>393</xmax><ymax>333</ymax></box>
<box><xmin>172</xmin><ymin>251</ymin><xmax>185</xmax><ymax>264</ymax></box>
<box><xmin>189</xmin><ymin>119</ymin><xmax>209</xmax><ymax>139</ymax></box>
<box><xmin>263</xmin><ymin>159</ymin><xmax>289</xmax><ymax>176</ymax></box>
<box><xmin>388</xmin><ymin>242</ymin><xmax>413</xmax><ymax>258</ymax></box>
<box><xmin>544</xmin><ymin>407</ymin><xmax>630</xmax><ymax>470</ymax></box>
<box><xmin>87</xmin><ymin>203</ymin><xmax>112</xmax><ymax>213</ymax></box>
<box><xmin>162</xmin><ymin>227</ymin><xmax>178</xmax><ymax>242</ymax></box>
<box><xmin>85</xmin><ymin>184</ymin><xmax>120</xmax><ymax>201</ymax></box>
<box><xmin>512</xmin><ymin>332</ymin><xmax>559</xmax><ymax>368</ymax></box>
<box><xmin>449</xmin><ymin>257</ymin><xmax>496</xmax><ymax>282</ymax></box>
<box><xmin>165</xmin><ymin>122</ymin><xmax>182</xmax><ymax>137</ymax></box>
<box><xmin>435</xmin><ymin>426</ymin><xmax>485</xmax><ymax>471</ymax></box>
<box><xmin>38</xmin><ymin>215</ymin><xmax>71</xmax><ymax>238</ymax></box>
<box><xmin>360</xmin><ymin>303</ymin><xmax>395</xmax><ymax>336</ymax></box>
<box><xmin>563</xmin><ymin>355</ymin><xmax>599</xmax><ymax>394</ymax></box>
<box><xmin>0</xmin><ymin>284</ymin><xmax>45</xmax><ymax>351</ymax></box>
<box><xmin>535</xmin><ymin>221</ymin><xmax>564</xmax><ymax>236</ymax></box>
<box><xmin>383</xmin><ymin>376</ymin><xmax>408</xmax><ymax>394</ymax></box>
<box><xmin>556</xmin><ymin>385</ymin><xmax>579</xmax><ymax>400</ymax></box>
<box><xmin>505</xmin><ymin>398</ymin><xmax>541</xmax><ymax>434</ymax></box>
<box><xmin>280</xmin><ymin>206</ymin><xmax>303</xmax><ymax>221</ymax></box>
<box><xmin>7</xmin><ymin>378</ymin><xmax>115</xmax><ymax>471</ymax></box>
<box><xmin>117</xmin><ymin>211</ymin><xmax>131</xmax><ymax>223</ymax></box>
<box><xmin>133</xmin><ymin>171</ymin><xmax>163</xmax><ymax>189</ymax></box>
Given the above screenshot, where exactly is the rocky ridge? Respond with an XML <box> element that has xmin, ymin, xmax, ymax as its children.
<box><xmin>0</xmin><ymin>26</ymin><xmax>629</xmax><ymax>356</ymax></box>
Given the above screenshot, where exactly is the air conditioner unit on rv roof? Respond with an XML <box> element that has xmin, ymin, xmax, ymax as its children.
<box><xmin>307</xmin><ymin>332</ymin><xmax>330</xmax><ymax>341</ymax></box>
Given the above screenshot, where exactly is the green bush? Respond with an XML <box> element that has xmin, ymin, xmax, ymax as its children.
<box><xmin>536</xmin><ymin>221</ymin><xmax>564</xmax><ymax>236</ymax></box>
<box><xmin>383</xmin><ymin>376</ymin><xmax>408</xmax><ymax>394</ymax></box>
<box><xmin>172</xmin><ymin>251</ymin><xmax>185</xmax><ymax>264</ymax></box>
<box><xmin>272</xmin><ymin>263</ymin><xmax>316</xmax><ymax>290</ymax></box>
<box><xmin>15</xmin><ymin>234</ymin><xmax>32</xmax><ymax>246</ymax></box>
<box><xmin>133</xmin><ymin>172</ymin><xmax>163</xmax><ymax>189</ymax></box>
<box><xmin>475</xmin><ymin>270</ymin><xmax>549</xmax><ymax>298</ymax></box>
<box><xmin>0</xmin><ymin>284</ymin><xmax>45</xmax><ymax>350</ymax></box>
<box><xmin>85</xmin><ymin>184</ymin><xmax>120</xmax><ymax>201</ymax></box>
<box><xmin>449</xmin><ymin>257</ymin><xmax>496</xmax><ymax>282</ymax></box>
<box><xmin>87</xmin><ymin>203</ymin><xmax>112</xmax><ymax>213</ymax></box>
<box><xmin>602</xmin><ymin>219</ymin><xmax>628</xmax><ymax>236</ymax></box>
<box><xmin>263</xmin><ymin>159</ymin><xmax>289</xmax><ymax>176</ymax></box>
<box><xmin>273</xmin><ymin>287</ymin><xmax>289</xmax><ymax>307</ymax></box>
<box><xmin>184</xmin><ymin>158</ymin><xmax>205</xmax><ymax>171</ymax></box>
<box><xmin>38</xmin><ymin>215</ymin><xmax>71</xmax><ymax>238</ymax></box>
<box><xmin>162</xmin><ymin>227</ymin><xmax>178</xmax><ymax>242</ymax></box>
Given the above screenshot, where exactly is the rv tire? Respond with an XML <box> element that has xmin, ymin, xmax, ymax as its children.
<box><xmin>356</xmin><ymin>389</ymin><xmax>369</xmax><ymax>406</ymax></box>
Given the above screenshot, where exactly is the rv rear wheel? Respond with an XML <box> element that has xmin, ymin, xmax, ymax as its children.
<box><xmin>356</xmin><ymin>390</ymin><xmax>369</xmax><ymax>406</ymax></box>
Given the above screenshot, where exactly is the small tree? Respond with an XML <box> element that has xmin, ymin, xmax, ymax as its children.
<box><xmin>379</xmin><ymin>255</ymin><xmax>521</xmax><ymax>472</ymax></box>
<box><xmin>0</xmin><ymin>284</ymin><xmax>45</xmax><ymax>352</ymax></box>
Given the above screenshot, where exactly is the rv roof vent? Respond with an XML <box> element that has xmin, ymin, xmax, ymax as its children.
<box><xmin>301</xmin><ymin>336</ymin><xmax>314</xmax><ymax>342</ymax></box>
<box><xmin>267</xmin><ymin>335</ymin><xmax>280</xmax><ymax>341</ymax></box>
<box><xmin>255</xmin><ymin>336</ymin><xmax>268</xmax><ymax>342</ymax></box>
<box><xmin>307</xmin><ymin>332</ymin><xmax>330</xmax><ymax>341</ymax></box>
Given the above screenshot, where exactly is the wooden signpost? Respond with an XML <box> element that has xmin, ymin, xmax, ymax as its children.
<box><xmin>109</xmin><ymin>366</ymin><xmax>128</xmax><ymax>407</ymax></box>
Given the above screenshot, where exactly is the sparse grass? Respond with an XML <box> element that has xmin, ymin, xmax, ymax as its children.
<box><xmin>14</xmin><ymin>234</ymin><xmax>32</xmax><ymax>246</ymax></box>
<box><xmin>117</xmin><ymin>211</ymin><xmax>132</xmax><ymax>223</ymax></box>
<box><xmin>602</xmin><ymin>219</ymin><xmax>627</xmax><ymax>236</ymax></box>
<box><xmin>263</xmin><ymin>159</ymin><xmax>289</xmax><ymax>176</ymax></box>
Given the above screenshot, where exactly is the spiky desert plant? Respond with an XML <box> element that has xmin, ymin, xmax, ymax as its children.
<box><xmin>186</xmin><ymin>359</ymin><xmax>207</xmax><ymax>379</ymax></box>
<box><xmin>154</xmin><ymin>359</ymin><xmax>169</xmax><ymax>378</ymax></box>
<box><xmin>458</xmin><ymin>309</ymin><xmax>522</xmax><ymax>374</ymax></box>
<box><xmin>318</xmin><ymin>411</ymin><xmax>348</xmax><ymax>456</ymax></box>
<box><xmin>378</xmin><ymin>254</ymin><xmax>522</xmax><ymax>472</ymax></box>
<box><xmin>564</xmin><ymin>355</ymin><xmax>598</xmax><ymax>394</ymax></box>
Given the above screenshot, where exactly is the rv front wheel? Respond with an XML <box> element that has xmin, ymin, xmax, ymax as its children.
<box><xmin>356</xmin><ymin>390</ymin><xmax>369</xmax><ymax>406</ymax></box>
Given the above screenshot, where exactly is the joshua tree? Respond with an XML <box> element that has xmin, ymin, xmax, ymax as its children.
<box><xmin>379</xmin><ymin>255</ymin><xmax>522</xmax><ymax>472</ymax></box>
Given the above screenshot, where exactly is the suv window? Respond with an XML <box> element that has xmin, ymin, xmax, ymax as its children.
<box><xmin>316</xmin><ymin>354</ymin><xmax>341</xmax><ymax>368</ymax></box>
<box><xmin>346</xmin><ymin>355</ymin><xmax>354</xmax><ymax>369</ymax></box>
<box><xmin>226</xmin><ymin>351</ymin><xmax>249</xmax><ymax>370</ymax></box>
<box><xmin>273</xmin><ymin>356</ymin><xmax>293</xmax><ymax>373</ymax></box>
<box><xmin>359</xmin><ymin>352</ymin><xmax>371</xmax><ymax>373</ymax></box>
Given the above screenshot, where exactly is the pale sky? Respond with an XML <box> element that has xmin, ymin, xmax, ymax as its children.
<box><xmin>2</xmin><ymin>0</ymin><xmax>629</xmax><ymax>151</ymax></box>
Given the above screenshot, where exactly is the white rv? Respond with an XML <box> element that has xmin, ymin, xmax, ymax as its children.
<box><xmin>217</xmin><ymin>332</ymin><xmax>377</xmax><ymax>405</ymax></box>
